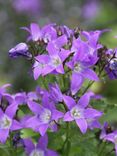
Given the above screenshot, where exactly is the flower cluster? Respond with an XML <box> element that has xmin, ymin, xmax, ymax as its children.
<box><xmin>5</xmin><ymin>23</ymin><xmax>117</xmax><ymax>155</ymax></box>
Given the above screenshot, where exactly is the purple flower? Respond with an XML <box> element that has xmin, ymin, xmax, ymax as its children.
<box><xmin>56</xmin><ymin>25</ymin><xmax>73</xmax><ymax>38</ymax></box>
<box><xmin>0</xmin><ymin>84</ymin><xmax>11</xmax><ymax>102</ymax></box>
<box><xmin>86</xmin><ymin>117</ymin><xmax>101</xmax><ymax>130</ymax></box>
<box><xmin>105</xmin><ymin>49</ymin><xmax>117</xmax><ymax>79</ymax></box>
<box><xmin>13</xmin><ymin>0</ymin><xmax>41</xmax><ymax>16</ymax></box>
<box><xmin>25</xmin><ymin>93</ymin><xmax>63</xmax><ymax>136</ymax></box>
<box><xmin>67</xmin><ymin>39</ymin><xmax>99</xmax><ymax>95</ymax></box>
<box><xmin>82</xmin><ymin>0</ymin><xmax>100</xmax><ymax>20</ymax></box>
<box><xmin>81</xmin><ymin>29</ymin><xmax>110</xmax><ymax>49</ymax></box>
<box><xmin>100</xmin><ymin>122</ymin><xmax>112</xmax><ymax>140</ymax></box>
<box><xmin>105</xmin><ymin>131</ymin><xmax>117</xmax><ymax>156</ymax></box>
<box><xmin>13</xmin><ymin>92</ymin><xmax>27</xmax><ymax>105</ymax></box>
<box><xmin>33</xmin><ymin>36</ymin><xmax>70</xmax><ymax>79</ymax></box>
<box><xmin>0</xmin><ymin>84</ymin><xmax>15</xmax><ymax>110</ymax></box>
<box><xmin>63</xmin><ymin>92</ymin><xmax>102</xmax><ymax>134</ymax></box>
<box><xmin>9</xmin><ymin>43</ymin><xmax>31</xmax><ymax>58</ymax></box>
<box><xmin>49</xmin><ymin>83</ymin><xmax>63</xmax><ymax>103</ymax></box>
<box><xmin>23</xmin><ymin>23</ymin><xmax>57</xmax><ymax>42</ymax></box>
<box><xmin>0</xmin><ymin>103</ymin><xmax>22</xmax><ymax>143</ymax></box>
<box><xmin>24</xmin><ymin>135</ymin><xmax>58</xmax><ymax>156</ymax></box>
<box><xmin>33</xmin><ymin>54</ymin><xmax>50</xmax><ymax>80</ymax></box>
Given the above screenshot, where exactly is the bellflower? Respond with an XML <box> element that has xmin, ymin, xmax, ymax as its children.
<box><xmin>67</xmin><ymin>39</ymin><xmax>99</xmax><ymax>94</ymax></box>
<box><xmin>24</xmin><ymin>135</ymin><xmax>58</xmax><ymax>156</ymax></box>
<box><xmin>13</xmin><ymin>0</ymin><xmax>41</xmax><ymax>15</ymax></box>
<box><xmin>26</xmin><ymin>93</ymin><xmax>63</xmax><ymax>136</ymax></box>
<box><xmin>0</xmin><ymin>103</ymin><xmax>22</xmax><ymax>143</ymax></box>
<box><xmin>49</xmin><ymin>83</ymin><xmax>63</xmax><ymax>103</ymax></box>
<box><xmin>100</xmin><ymin>122</ymin><xmax>112</xmax><ymax>140</ymax></box>
<box><xmin>9</xmin><ymin>43</ymin><xmax>31</xmax><ymax>58</ymax></box>
<box><xmin>13</xmin><ymin>92</ymin><xmax>27</xmax><ymax>105</ymax></box>
<box><xmin>0</xmin><ymin>84</ymin><xmax>11</xmax><ymax>102</ymax></box>
<box><xmin>81</xmin><ymin>29</ymin><xmax>109</xmax><ymax>49</ymax></box>
<box><xmin>86</xmin><ymin>117</ymin><xmax>101</xmax><ymax>130</ymax></box>
<box><xmin>105</xmin><ymin>49</ymin><xmax>117</xmax><ymax>79</ymax></box>
<box><xmin>104</xmin><ymin>131</ymin><xmax>117</xmax><ymax>156</ymax></box>
<box><xmin>23</xmin><ymin>23</ymin><xmax>57</xmax><ymax>42</ymax></box>
<box><xmin>63</xmin><ymin>92</ymin><xmax>102</xmax><ymax>133</ymax></box>
<box><xmin>33</xmin><ymin>37</ymin><xmax>70</xmax><ymax>79</ymax></box>
<box><xmin>82</xmin><ymin>0</ymin><xmax>100</xmax><ymax>20</ymax></box>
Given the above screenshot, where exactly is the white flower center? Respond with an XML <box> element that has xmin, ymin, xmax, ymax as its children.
<box><xmin>34</xmin><ymin>61</ymin><xmax>45</xmax><ymax>69</ymax></box>
<box><xmin>30</xmin><ymin>149</ymin><xmax>44</xmax><ymax>156</ymax></box>
<box><xmin>74</xmin><ymin>63</ymin><xmax>82</xmax><ymax>73</ymax></box>
<box><xmin>40</xmin><ymin>109</ymin><xmax>51</xmax><ymax>124</ymax></box>
<box><xmin>52</xmin><ymin>57</ymin><xmax>61</xmax><ymax>67</ymax></box>
<box><xmin>0</xmin><ymin>115</ymin><xmax>12</xmax><ymax>129</ymax></box>
<box><xmin>70</xmin><ymin>107</ymin><xmax>83</xmax><ymax>119</ymax></box>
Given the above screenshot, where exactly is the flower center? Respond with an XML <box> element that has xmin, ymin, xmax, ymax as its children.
<box><xmin>34</xmin><ymin>61</ymin><xmax>45</xmax><ymax>69</ymax></box>
<box><xmin>70</xmin><ymin>107</ymin><xmax>83</xmax><ymax>119</ymax></box>
<box><xmin>52</xmin><ymin>57</ymin><xmax>61</xmax><ymax>67</ymax></box>
<box><xmin>40</xmin><ymin>109</ymin><xmax>51</xmax><ymax>124</ymax></box>
<box><xmin>0</xmin><ymin>115</ymin><xmax>12</xmax><ymax>129</ymax></box>
<box><xmin>30</xmin><ymin>149</ymin><xmax>44</xmax><ymax>156</ymax></box>
<box><xmin>74</xmin><ymin>63</ymin><xmax>82</xmax><ymax>73</ymax></box>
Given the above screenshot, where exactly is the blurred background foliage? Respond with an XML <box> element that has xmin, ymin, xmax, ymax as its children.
<box><xmin>0</xmin><ymin>0</ymin><xmax>117</xmax><ymax>148</ymax></box>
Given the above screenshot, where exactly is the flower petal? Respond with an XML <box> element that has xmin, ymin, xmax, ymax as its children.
<box><xmin>30</xmin><ymin>23</ymin><xmax>41</xmax><ymax>41</ymax></box>
<box><xmin>84</xmin><ymin>108</ymin><xmax>102</xmax><ymax>118</ymax></box>
<box><xmin>63</xmin><ymin>95</ymin><xmax>76</xmax><ymax>109</ymax></box>
<box><xmin>5</xmin><ymin>103</ymin><xmax>18</xmax><ymax>119</ymax></box>
<box><xmin>52</xmin><ymin>110</ymin><xmax>64</xmax><ymax>121</ymax></box>
<box><xmin>64</xmin><ymin>112</ymin><xmax>74</xmax><ymax>121</ymax></box>
<box><xmin>71</xmin><ymin>72</ymin><xmax>84</xmax><ymax>95</ymax></box>
<box><xmin>76</xmin><ymin>118</ymin><xmax>87</xmax><ymax>134</ymax></box>
<box><xmin>27</xmin><ymin>101</ymin><xmax>43</xmax><ymax>115</ymax></box>
<box><xmin>82</xmin><ymin>68</ymin><xmax>99</xmax><ymax>81</ymax></box>
<box><xmin>10</xmin><ymin>120</ymin><xmax>22</xmax><ymax>130</ymax></box>
<box><xmin>78</xmin><ymin>92</ymin><xmax>94</xmax><ymax>108</ymax></box>
<box><xmin>46</xmin><ymin>149</ymin><xmax>58</xmax><ymax>156</ymax></box>
<box><xmin>38</xmin><ymin>124</ymin><xmax>49</xmax><ymax>136</ymax></box>
<box><xmin>0</xmin><ymin>129</ymin><xmax>9</xmax><ymax>143</ymax></box>
<box><xmin>23</xmin><ymin>138</ymin><xmax>35</xmax><ymax>154</ymax></box>
<box><xmin>37</xmin><ymin>134</ymin><xmax>48</xmax><ymax>149</ymax></box>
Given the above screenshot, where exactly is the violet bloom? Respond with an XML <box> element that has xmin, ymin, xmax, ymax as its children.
<box><xmin>82</xmin><ymin>0</ymin><xmax>100</xmax><ymax>20</ymax></box>
<box><xmin>105</xmin><ymin>131</ymin><xmax>117</xmax><ymax>156</ymax></box>
<box><xmin>33</xmin><ymin>36</ymin><xmax>70</xmax><ymax>79</ymax></box>
<box><xmin>13</xmin><ymin>92</ymin><xmax>27</xmax><ymax>105</ymax></box>
<box><xmin>13</xmin><ymin>0</ymin><xmax>41</xmax><ymax>16</ymax></box>
<box><xmin>23</xmin><ymin>23</ymin><xmax>57</xmax><ymax>42</ymax></box>
<box><xmin>0</xmin><ymin>84</ymin><xmax>11</xmax><ymax>102</ymax></box>
<box><xmin>9</xmin><ymin>43</ymin><xmax>31</xmax><ymax>58</ymax></box>
<box><xmin>49</xmin><ymin>83</ymin><xmax>63</xmax><ymax>103</ymax></box>
<box><xmin>24</xmin><ymin>135</ymin><xmax>58</xmax><ymax>156</ymax></box>
<box><xmin>100</xmin><ymin>122</ymin><xmax>112</xmax><ymax>140</ymax></box>
<box><xmin>26</xmin><ymin>93</ymin><xmax>63</xmax><ymax>136</ymax></box>
<box><xmin>67</xmin><ymin>39</ymin><xmax>99</xmax><ymax>95</ymax></box>
<box><xmin>105</xmin><ymin>49</ymin><xmax>117</xmax><ymax>79</ymax></box>
<box><xmin>0</xmin><ymin>103</ymin><xmax>22</xmax><ymax>143</ymax></box>
<box><xmin>86</xmin><ymin>117</ymin><xmax>101</xmax><ymax>130</ymax></box>
<box><xmin>63</xmin><ymin>92</ymin><xmax>102</xmax><ymax>134</ymax></box>
<box><xmin>81</xmin><ymin>29</ymin><xmax>110</xmax><ymax>49</ymax></box>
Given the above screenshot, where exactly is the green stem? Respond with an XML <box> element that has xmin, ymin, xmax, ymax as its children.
<box><xmin>82</xmin><ymin>81</ymin><xmax>94</xmax><ymax>95</ymax></box>
<box><xmin>66</xmin><ymin>123</ymin><xmax>71</xmax><ymax>156</ymax></box>
<box><xmin>9</xmin><ymin>133</ymin><xmax>17</xmax><ymax>156</ymax></box>
<box><xmin>62</xmin><ymin>122</ymin><xmax>71</xmax><ymax>156</ymax></box>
